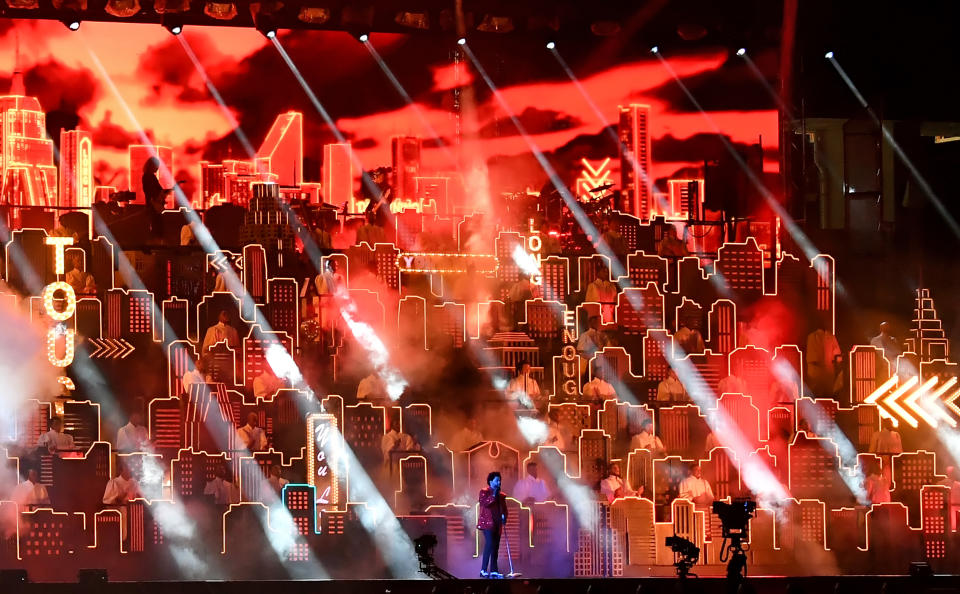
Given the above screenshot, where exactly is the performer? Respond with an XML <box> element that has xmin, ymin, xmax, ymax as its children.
<box><xmin>363</xmin><ymin>167</ymin><xmax>393</xmax><ymax>227</ymax></box>
<box><xmin>142</xmin><ymin>156</ymin><xmax>174</xmax><ymax>238</ymax></box>
<box><xmin>537</xmin><ymin>178</ymin><xmax>565</xmax><ymax>228</ymax></box>
<box><xmin>477</xmin><ymin>471</ymin><xmax>508</xmax><ymax>578</ymax></box>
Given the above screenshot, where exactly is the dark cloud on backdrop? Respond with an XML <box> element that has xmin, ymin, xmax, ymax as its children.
<box><xmin>166</xmin><ymin>30</ymin><xmax>663</xmax><ymax>162</ymax></box>
<box><xmin>653</xmin><ymin>133</ymin><xmax>776</xmax><ymax>162</ymax></box>
<box><xmin>0</xmin><ymin>19</ymin><xmax>780</xmax><ymax>192</ymax></box>
<box><xmin>0</xmin><ymin>58</ymin><xmax>100</xmax><ymax>148</ymax></box>
<box><xmin>190</xmin><ymin>30</ymin><xmax>433</xmax><ymax>154</ymax></box>
<box><xmin>91</xmin><ymin>111</ymin><xmax>147</xmax><ymax>150</ymax></box>
<box><xmin>478</xmin><ymin>107</ymin><xmax>583</xmax><ymax>138</ymax></box>
<box><xmin>642</xmin><ymin>51</ymin><xmax>778</xmax><ymax>113</ymax></box>
<box><xmin>178</xmin><ymin>29</ymin><xmax>777</xmax><ymax>171</ymax></box>
<box><xmin>0</xmin><ymin>59</ymin><xmax>100</xmax><ymax>113</ymax></box>
<box><xmin>483</xmin><ymin>124</ymin><xmax>781</xmax><ymax>194</ymax></box>
<box><xmin>137</xmin><ymin>31</ymin><xmax>226</xmax><ymax>105</ymax></box>
<box><xmin>352</xmin><ymin>138</ymin><xmax>378</xmax><ymax>150</ymax></box>
<box><xmin>486</xmin><ymin>125</ymin><xmax>622</xmax><ymax>192</ymax></box>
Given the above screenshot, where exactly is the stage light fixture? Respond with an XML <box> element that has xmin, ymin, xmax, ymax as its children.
<box><xmin>254</xmin><ymin>13</ymin><xmax>278</xmax><ymax>38</ymax></box>
<box><xmin>203</xmin><ymin>1</ymin><xmax>236</xmax><ymax>19</ymax></box>
<box><xmin>456</xmin><ymin>37</ymin><xmax>466</xmax><ymax>45</ymax></box>
<box><xmin>909</xmin><ymin>562</ymin><xmax>933</xmax><ymax>579</ymax></box>
<box><xmin>676</xmin><ymin>22</ymin><xmax>707</xmax><ymax>41</ymax></box>
<box><xmin>297</xmin><ymin>6</ymin><xmax>330</xmax><ymax>24</ymax></box>
<box><xmin>736</xmin><ymin>47</ymin><xmax>746</xmax><ymax>56</ymax></box>
<box><xmin>341</xmin><ymin>4</ymin><xmax>374</xmax><ymax>34</ymax></box>
<box><xmin>104</xmin><ymin>0</ymin><xmax>139</xmax><ymax>17</ymax></box>
<box><xmin>163</xmin><ymin>15</ymin><xmax>183</xmax><ymax>35</ymax></box>
<box><xmin>477</xmin><ymin>14</ymin><xmax>514</xmax><ymax>33</ymax></box>
<box><xmin>51</xmin><ymin>0</ymin><xmax>87</xmax><ymax>9</ymax></box>
<box><xmin>590</xmin><ymin>20</ymin><xmax>620</xmax><ymax>36</ymax></box>
<box><xmin>546</xmin><ymin>40</ymin><xmax>556</xmax><ymax>50</ymax></box>
<box><xmin>358</xmin><ymin>32</ymin><xmax>369</xmax><ymax>42</ymax></box>
<box><xmin>77</xmin><ymin>569</ymin><xmax>107</xmax><ymax>584</ymax></box>
<box><xmin>825</xmin><ymin>51</ymin><xmax>834</xmax><ymax>59</ymax></box>
<box><xmin>0</xmin><ymin>570</ymin><xmax>28</xmax><ymax>585</ymax></box>
<box><xmin>395</xmin><ymin>10</ymin><xmax>429</xmax><ymax>30</ymax></box>
<box><xmin>153</xmin><ymin>0</ymin><xmax>188</xmax><ymax>12</ymax></box>
<box><xmin>62</xmin><ymin>17</ymin><xmax>81</xmax><ymax>30</ymax></box>
<box><xmin>650</xmin><ymin>45</ymin><xmax>659</xmax><ymax>54</ymax></box>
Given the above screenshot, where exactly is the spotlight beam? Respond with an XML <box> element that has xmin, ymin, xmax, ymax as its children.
<box><xmin>182</xmin><ymin>37</ymin><xmax>406</xmax><ymax>401</ymax></box>
<box><xmin>0</xmin><ymin>216</ymin><xmax>122</xmax><ymax>424</ymax></box>
<box><xmin>90</xmin><ymin>32</ymin><xmax>412</xmax><ymax>578</ymax></box>
<box><xmin>467</xmin><ymin>336</ymin><xmax>601</xmax><ymax>530</ymax></box>
<box><xmin>177</xmin><ymin>37</ymin><xmax>336</xmax><ymax>285</ymax></box>
<box><xmin>272</xmin><ymin>39</ymin><xmax>406</xmax><ymax>390</ymax></box>
<box><xmin>827</xmin><ymin>56</ymin><xmax>960</xmax><ymax>239</ymax></box>
<box><xmin>549</xmin><ymin>48</ymin><xmax>665</xmax><ymax>201</ymax></box>
<box><xmin>177</xmin><ymin>35</ymin><xmax>257</xmax><ymax>159</ymax></box>
<box><xmin>739</xmin><ymin>51</ymin><xmax>792</xmax><ymax>118</ymax></box>
<box><xmin>770</xmin><ymin>359</ymin><xmax>869</xmax><ymax>504</ymax></box>
<box><xmin>652</xmin><ymin>50</ymin><xmax>842</xmax><ymax>296</ymax></box>
<box><xmin>270</xmin><ymin>37</ymin><xmax>391</xmax><ymax>217</ymax></box>
<box><xmin>666</xmin><ymin>341</ymin><xmax>791</xmax><ymax>508</ymax></box>
<box><xmin>738</xmin><ymin>50</ymin><xmax>847</xmax><ymax>214</ymax></box>
<box><xmin>165</xmin><ymin>44</ymin><xmax>413</xmax><ymax>575</ymax></box>
<box><xmin>87</xmin><ymin>37</ymin><xmax>320</xmax><ymax>577</ymax></box>
<box><xmin>362</xmin><ymin>41</ymin><xmax>459</xmax><ymax>170</ymax></box>
<box><xmin>271</xmin><ymin>37</ymin><xmax>342</xmax><ymax>142</ymax></box>
<box><xmin>460</xmin><ymin>43</ymin><xmax>647</xmax><ymax>313</ymax></box>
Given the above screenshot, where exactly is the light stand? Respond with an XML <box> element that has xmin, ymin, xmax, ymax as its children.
<box><xmin>414</xmin><ymin>534</ymin><xmax>456</xmax><ymax>580</ymax></box>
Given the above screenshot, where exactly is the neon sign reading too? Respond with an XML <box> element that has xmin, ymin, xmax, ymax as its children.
<box><xmin>44</xmin><ymin>237</ymin><xmax>77</xmax><ymax>388</ymax></box>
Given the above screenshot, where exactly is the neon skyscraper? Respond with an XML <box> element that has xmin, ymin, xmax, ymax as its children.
<box><xmin>59</xmin><ymin>129</ymin><xmax>93</xmax><ymax>209</ymax></box>
<box><xmin>0</xmin><ymin>70</ymin><xmax>57</xmax><ymax>207</ymax></box>
<box><xmin>257</xmin><ymin>111</ymin><xmax>303</xmax><ymax>187</ymax></box>
<box><xmin>323</xmin><ymin>143</ymin><xmax>354</xmax><ymax>211</ymax></box>
<box><xmin>391</xmin><ymin>136</ymin><xmax>421</xmax><ymax>201</ymax></box>
<box><xmin>618</xmin><ymin>104</ymin><xmax>652</xmax><ymax>220</ymax></box>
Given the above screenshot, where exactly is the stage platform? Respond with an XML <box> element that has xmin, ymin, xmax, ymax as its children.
<box><xmin>1</xmin><ymin>576</ymin><xmax>957</xmax><ymax>594</ymax></box>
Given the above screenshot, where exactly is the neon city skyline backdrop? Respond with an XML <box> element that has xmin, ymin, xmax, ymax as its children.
<box><xmin>0</xmin><ymin>18</ymin><xmax>779</xmax><ymax>210</ymax></box>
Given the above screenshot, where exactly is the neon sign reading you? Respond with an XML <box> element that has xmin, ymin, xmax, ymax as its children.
<box><xmin>307</xmin><ymin>413</ymin><xmax>339</xmax><ymax>508</ymax></box>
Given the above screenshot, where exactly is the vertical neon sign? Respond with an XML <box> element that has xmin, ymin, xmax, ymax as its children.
<box><xmin>306</xmin><ymin>413</ymin><xmax>339</xmax><ymax>510</ymax></box>
<box><xmin>44</xmin><ymin>236</ymin><xmax>76</xmax><ymax>390</ymax></box>
<box><xmin>526</xmin><ymin>218</ymin><xmax>542</xmax><ymax>285</ymax></box>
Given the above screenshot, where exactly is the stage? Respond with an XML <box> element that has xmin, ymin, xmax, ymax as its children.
<box><xmin>1</xmin><ymin>576</ymin><xmax>956</xmax><ymax>594</ymax></box>
<box><xmin>2</xmin><ymin>0</ymin><xmax>960</xmax><ymax>588</ymax></box>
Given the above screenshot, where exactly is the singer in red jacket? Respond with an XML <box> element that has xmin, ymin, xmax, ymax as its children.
<box><xmin>477</xmin><ymin>471</ymin><xmax>508</xmax><ymax>577</ymax></box>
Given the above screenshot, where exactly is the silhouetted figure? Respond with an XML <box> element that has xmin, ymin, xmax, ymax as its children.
<box><xmin>363</xmin><ymin>168</ymin><xmax>393</xmax><ymax>227</ymax></box>
<box><xmin>142</xmin><ymin>156</ymin><xmax>171</xmax><ymax>239</ymax></box>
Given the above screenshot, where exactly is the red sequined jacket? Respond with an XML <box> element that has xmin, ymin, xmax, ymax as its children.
<box><xmin>477</xmin><ymin>487</ymin><xmax>508</xmax><ymax>530</ymax></box>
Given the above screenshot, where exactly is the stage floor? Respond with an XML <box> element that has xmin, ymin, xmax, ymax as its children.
<box><xmin>1</xmin><ymin>576</ymin><xmax>956</xmax><ymax>594</ymax></box>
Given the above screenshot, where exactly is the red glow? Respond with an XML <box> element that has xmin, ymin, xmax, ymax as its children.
<box><xmin>0</xmin><ymin>22</ymin><xmax>778</xmax><ymax>201</ymax></box>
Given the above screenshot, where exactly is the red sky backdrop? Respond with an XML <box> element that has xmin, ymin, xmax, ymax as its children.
<box><xmin>0</xmin><ymin>18</ymin><xmax>780</xmax><ymax>201</ymax></box>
